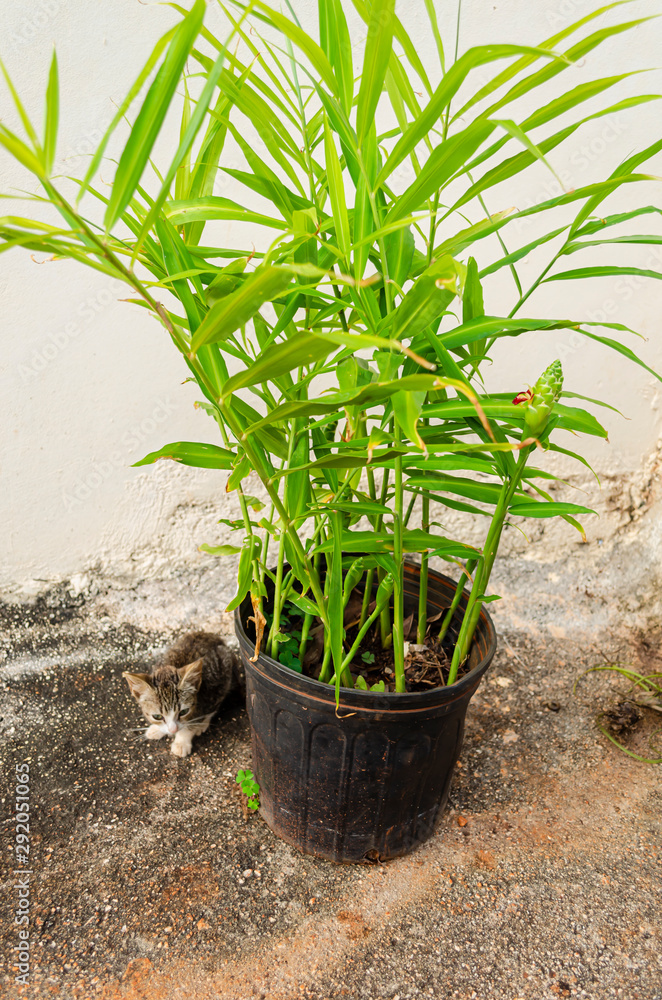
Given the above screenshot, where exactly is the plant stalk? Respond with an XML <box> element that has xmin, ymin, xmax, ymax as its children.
<box><xmin>337</xmin><ymin>589</ymin><xmax>393</xmax><ymax>677</ymax></box>
<box><xmin>448</xmin><ymin>448</ymin><xmax>531</xmax><ymax>683</ymax></box>
<box><xmin>417</xmin><ymin>494</ymin><xmax>430</xmax><ymax>645</ymax></box>
<box><xmin>392</xmin><ymin>432</ymin><xmax>406</xmax><ymax>693</ymax></box>
<box><xmin>438</xmin><ymin>558</ymin><xmax>478</xmax><ymax>644</ymax></box>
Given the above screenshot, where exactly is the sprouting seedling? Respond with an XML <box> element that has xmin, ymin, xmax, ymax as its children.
<box><xmin>361</xmin><ymin>651</ymin><xmax>375</xmax><ymax>665</ymax></box>
<box><xmin>236</xmin><ymin>768</ymin><xmax>260</xmax><ymax>811</ymax></box>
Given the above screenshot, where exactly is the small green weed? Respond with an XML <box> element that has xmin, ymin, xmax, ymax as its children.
<box><xmin>574</xmin><ymin>664</ymin><xmax>662</xmax><ymax>763</ymax></box>
<box><xmin>236</xmin><ymin>768</ymin><xmax>260</xmax><ymax>811</ymax></box>
<box><xmin>354</xmin><ymin>675</ymin><xmax>386</xmax><ymax>692</ymax></box>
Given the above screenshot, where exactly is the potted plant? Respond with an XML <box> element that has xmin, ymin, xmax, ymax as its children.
<box><xmin>2</xmin><ymin>0</ymin><xmax>660</xmax><ymax>860</ymax></box>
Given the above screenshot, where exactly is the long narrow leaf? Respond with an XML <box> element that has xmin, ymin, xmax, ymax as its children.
<box><xmin>134</xmin><ymin>31</ymin><xmax>236</xmax><ymax>253</ymax></box>
<box><xmin>221</xmin><ymin>333</ymin><xmax>334</xmax><ymax>397</ymax></box>
<box><xmin>356</xmin><ymin>0</ymin><xmax>395</xmax><ymax>145</ymax></box>
<box><xmin>43</xmin><ymin>51</ymin><xmax>59</xmax><ymax>175</ymax></box>
<box><xmin>192</xmin><ymin>266</ymin><xmax>294</xmax><ymax>351</ymax></box>
<box><xmin>105</xmin><ymin>0</ymin><xmax>206</xmax><ymax>229</ymax></box>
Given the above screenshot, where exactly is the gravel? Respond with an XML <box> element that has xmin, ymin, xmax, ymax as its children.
<box><xmin>0</xmin><ymin>567</ymin><xmax>660</xmax><ymax>1000</ymax></box>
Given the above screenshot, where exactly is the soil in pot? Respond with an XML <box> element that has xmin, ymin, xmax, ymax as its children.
<box><xmin>261</xmin><ymin>576</ymin><xmax>465</xmax><ymax>693</ymax></box>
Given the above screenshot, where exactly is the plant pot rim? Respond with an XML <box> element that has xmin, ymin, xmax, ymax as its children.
<box><xmin>234</xmin><ymin>567</ymin><xmax>497</xmax><ymax>715</ymax></box>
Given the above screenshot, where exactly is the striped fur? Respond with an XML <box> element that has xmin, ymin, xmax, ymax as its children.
<box><xmin>123</xmin><ymin>632</ymin><xmax>242</xmax><ymax>757</ymax></box>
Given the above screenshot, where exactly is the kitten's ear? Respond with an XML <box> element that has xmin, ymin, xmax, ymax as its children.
<box><xmin>123</xmin><ymin>672</ymin><xmax>152</xmax><ymax>700</ymax></box>
<box><xmin>177</xmin><ymin>658</ymin><xmax>203</xmax><ymax>692</ymax></box>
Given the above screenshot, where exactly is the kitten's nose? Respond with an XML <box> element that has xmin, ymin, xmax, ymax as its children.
<box><xmin>167</xmin><ymin>722</ymin><xmax>178</xmax><ymax>734</ymax></box>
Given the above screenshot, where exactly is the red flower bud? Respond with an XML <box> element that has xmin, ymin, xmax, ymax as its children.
<box><xmin>512</xmin><ymin>388</ymin><xmax>534</xmax><ymax>405</ymax></box>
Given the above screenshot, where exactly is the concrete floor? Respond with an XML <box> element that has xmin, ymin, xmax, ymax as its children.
<box><xmin>1</xmin><ymin>510</ymin><xmax>662</xmax><ymax>999</ymax></box>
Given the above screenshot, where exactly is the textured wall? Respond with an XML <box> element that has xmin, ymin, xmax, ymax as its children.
<box><xmin>1</xmin><ymin>0</ymin><xmax>661</xmax><ymax>591</ymax></box>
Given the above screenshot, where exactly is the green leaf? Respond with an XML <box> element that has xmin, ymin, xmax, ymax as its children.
<box><xmin>319</xmin><ymin>0</ymin><xmax>353</xmax><ymax>114</ymax></box>
<box><xmin>423</xmin><ymin>0</ymin><xmax>445</xmax><ymax>70</ymax></box>
<box><xmin>43</xmin><ymin>50</ymin><xmax>59</xmax><ymax>175</ymax></box>
<box><xmin>307</xmin><ymin>500</ymin><xmax>390</xmax><ymax>517</ymax></box>
<box><xmin>391</xmin><ymin>255</ymin><xmax>459</xmax><ymax>340</ymax></box>
<box><xmin>492</xmin><ymin>116</ymin><xmax>563</xmax><ymax>186</ymax></box>
<box><xmin>424</xmin><ymin>397</ymin><xmax>608</xmax><ymax>438</ymax></box>
<box><xmin>356</xmin><ymin>0</ymin><xmax>395</xmax><ymax>145</ymax></box>
<box><xmin>279</xmin><ymin>649</ymin><xmax>302</xmax><ymax>671</ymax></box>
<box><xmin>0</xmin><ymin>125</ymin><xmax>44</xmax><ymax>178</ymax></box>
<box><xmin>573</xmin><ymin>206</ymin><xmax>662</xmax><ymax>239</ymax></box>
<box><xmin>292</xmin><ymin>208</ymin><xmax>319</xmax><ymax>270</ymax></box>
<box><xmin>287</xmin><ymin>591</ymin><xmax>320</xmax><ymax>617</ymax></box>
<box><xmin>508</xmin><ymin>501</ymin><xmax>595</xmax><ymax>518</ymax></box>
<box><xmin>199</xmin><ymin>543</ymin><xmax>242</xmax><ymax>556</ymax></box>
<box><xmin>384</xmin><ymin>225</ymin><xmax>415</xmax><ymax>290</ymax></box>
<box><xmin>236</xmin><ymin>0</ymin><xmax>338</xmax><ymax>93</ymax></box>
<box><xmin>135</xmin><ymin>33</ymin><xmax>236</xmax><ymax>252</ymax></box>
<box><xmin>479</xmin><ymin>226</ymin><xmax>568</xmax><ymax>279</ymax></box>
<box><xmin>323</xmin><ymin>114</ymin><xmax>351</xmax><ymax>258</ymax></box>
<box><xmin>404</xmin><ymin>455</ymin><xmax>496</xmax><ymax>475</ymax></box>
<box><xmin>132</xmin><ymin>441</ymin><xmax>235</xmax><ymax>469</ymax></box>
<box><xmin>439</xmin><ymin>315</ymin><xmax>569</xmax><ymax>350</ymax></box>
<box><xmin>226</xmin><ymin>454</ymin><xmax>251</xmax><ymax>491</ymax></box>
<box><xmin>378</xmin><ymin>43</ymin><xmax>565</xmax><ymax>185</ymax></box>
<box><xmin>578</xmin><ymin>328</ymin><xmax>662</xmax><ymax>384</ymax></box>
<box><xmin>560</xmin><ymin>391</ymin><xmax>624</xmax><ymax>416</ymax></box>
<box><xmin>544</xmin><ymin>266</ymin><xmax>662</xmax><ymax>283</ymax></box>
<box><xmin>392</xmin><ymin>389</ymin><xmax>427</xmax><ymax>450</ymax></box>
<box><xmin>105</xmin><ymin>0</ymin><xmax>206</xmax><ymax>229</ymax></box>
<box><xmin>165</xmin><ymin>196</ymin><xmax>288</xmax><ymax>231</ymax></box>
<box><xmin>314</xmin><ymin>529</ymin><xmax>477</xmax><ymax>558</ymax></box>
<box><xmin>205</xmin><ymin>257</ymin><xmax>249</xmax><ymax>304</ymax></box>
<box><xmin>78</xmin><ymin>26</ymin><xmax>177</xmax><ymax>199</ymax></box>
<box><xmin>221</xmin><ymin>332</ymin><xmax>334</xmax><ymax>397</ymax></box>
<box><xmin>226</xmin><ymin>535</ymin><xmax>260</xmax><ymax>612</ymax></box>
<box><xmin>191</xmin><ymin>266</ymin><xmax>294</xmax><ymax>352</ymax></box>
<box><xmin>462</xmin><ymin>257</ymin><xmax>484</xmax><ymax>325</ymax></box>
<box><xmin>384</xmin><ymin>120</ymin><xmax>495</xmax><ymax>225</ymax></box>
<box><xmin>406</xmin><ymin>474</ymin><xmax>505</xmax><ymax>506</ymax></box>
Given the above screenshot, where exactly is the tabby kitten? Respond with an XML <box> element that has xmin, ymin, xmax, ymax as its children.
<box><xmin>123</xmin><ymin>631</ymin><xmax>243</xmax><ymax>757</ymax></box>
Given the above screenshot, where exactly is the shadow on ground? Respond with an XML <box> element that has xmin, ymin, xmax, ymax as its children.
<box><xmin>1</xmin><ymin>583</ymin><xmax>661</xmax><ymax>1000</ymax></box>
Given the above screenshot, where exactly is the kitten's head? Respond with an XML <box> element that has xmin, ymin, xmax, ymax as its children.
<box><xmin>123</xmin><ymin>660</ymin><xmax>203</xmax><ymax>736</ymax></box>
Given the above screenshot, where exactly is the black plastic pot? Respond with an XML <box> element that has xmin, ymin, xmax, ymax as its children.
<box><xmin>235</xmin><ymin>563</ymin><xmax>496</xmax><ymax>863</ymax></box>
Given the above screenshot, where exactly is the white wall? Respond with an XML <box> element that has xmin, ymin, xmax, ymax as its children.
<box><xmin>1</xmin><ymin>0</ymin><xmax>661</xmax><ymax>590</ymax></box>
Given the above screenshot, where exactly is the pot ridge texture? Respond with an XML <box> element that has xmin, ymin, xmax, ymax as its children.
<box><xmin>235</xmin><ymin>564</ymin><xmax>496</xmax><ymax>862</ymax></box>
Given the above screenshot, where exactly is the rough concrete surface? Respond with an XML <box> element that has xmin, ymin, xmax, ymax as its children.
<box><xmin>1</xmin><ymin>498</ymin><xmax>662</xmax><ymax>1000</ymax></box>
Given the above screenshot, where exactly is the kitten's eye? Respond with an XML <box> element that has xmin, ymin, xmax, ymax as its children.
<box><xmin>152</xmin><ymin>713</ymin><xmax>163</xmax><ymax>721</ymax></box>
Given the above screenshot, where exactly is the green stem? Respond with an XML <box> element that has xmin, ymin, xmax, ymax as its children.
<box><xmin>359</xmin><ymin>568</ymin><xmax>374</xmax><ymax>628</ymax></box>
<box><xmin>224</xmin><ymin>407</ymin><xmax>328</xmax><ymax>624</ymax></box>
<box><xmin>377</xmin><ymin>463</ymin><xmax>392</xmax><ymax>647</ymax></box>
<box><xmin>448</xmin><ymin>448</ymin><xmax>531</xmax><ymax>683</ymax></box>
<box><xmin>299</xmin><ymin>612</ymin><xmax>313</xmax><ymax>663</ymax></box>
<box><xmin>417</xmin><ymin>490</ymin><xmax>430</xmax><ymax>645</ymax></box>
<box><xmin>318</xmin><ymin>644</ymin><xmax>333</xmax><ymax>683</ymax></box>
<box><xmin>318</xmin><ymin>561</ymin><xmax>332</xmax><ymax>681</ymax></box>
<box><xmin>338</xmin><ymin>590</ymin><xmax>393</xmax><ymax>676</ymax></box>
<box><xmin>438</xmin><ymin>558</ymin><xmax>478</xmax><ymax>644</ymax></box>
<box><xmin>269</xmin><ymin>530</ymin><xmax>286</xmax><ymax>660</ymax></box>
<box><xmin>392</xmin><ymin>431</ymin><xmax>405</xmax><ymax>693</ymax></box>
<box><xmin>404</xmin><ymin>490</ymin><xmax>417</xmax><ymax>526</ymax></box>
